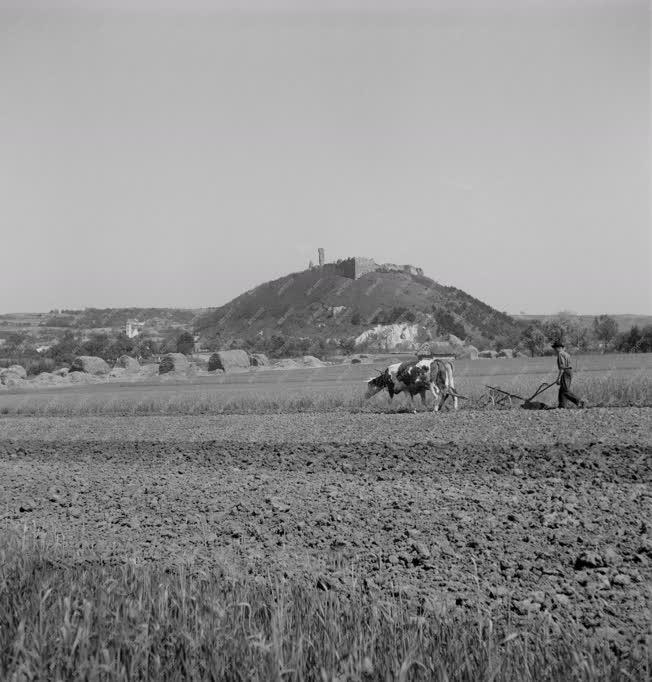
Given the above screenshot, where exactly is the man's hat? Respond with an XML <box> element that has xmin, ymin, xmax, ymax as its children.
<box><xmin>552</xmin><ymin>340</ymin><xmax>565</xmax><ymax>348</ymax></box>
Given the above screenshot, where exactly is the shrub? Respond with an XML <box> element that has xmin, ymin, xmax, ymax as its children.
<box><xmin>615</xmin><ymin>324</ymin><xmax>652</xmax><ymax>353</ymax></box>
<box><xmin>25</xmin><ymin>358</ymin><xmax>56</xmax><ymax>376</ymax></box>
<box><xmin>176</xmin><ymin>332</ymin><xmax>195</xmax><ymax>355</ymax></box>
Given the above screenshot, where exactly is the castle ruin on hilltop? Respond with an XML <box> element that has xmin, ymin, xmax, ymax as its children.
<box><xmin>312</xmin><ymin>249</ymin><xmax>424</xmax><ymax>280</ymax></box>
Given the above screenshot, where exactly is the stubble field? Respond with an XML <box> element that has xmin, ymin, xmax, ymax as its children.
<box><xmin>0</xmin><ymin>354</ymin><xmax>649</xmax><ymax>416</ymax></box>
<box><xmin>1</xmin><ymin>356</ymin><xmax>651</xmax><ymax>680</ymax></box>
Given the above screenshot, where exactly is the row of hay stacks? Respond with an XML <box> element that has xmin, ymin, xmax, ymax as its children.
<box><xmin>417</xmin><ymin>336</ymin><xmax>527</xmax><ymax>361</ymax></box>
<box><xmin>270</xmin><ymin>356</ymin><xmax>328</xmax><ymax>370</ymax></box>
<box><xmin>478</xmin><ymin>348</ymin><xmax>525</xmax><ymax>359</ymax></box>
<box><xmin>416</xmin><ymin>335</ymin><xmax>479</xmax><ymax>360</ymax></box>
<box><xmin>204</xmin><ymin>350</ymin><xmax>302</xmax><ymax>373</ymax></box>
<box><xmin>0</xmin><ymin>363</ymin><xmax>107</xmax><ymax>390</ymax></box>
<box><xmin>1</xmin><ymin>349</ymin><xmax>330</xmax><ymax>392</ymax></box>
<box><xmin>0</xmin><ymin>355</ymin><xmax>148</xmax><ymax>391</ymax></box>
<box><xmin>205</xmin><ymin>351</ymin><xmax>328</xmax><ymax>373</ymax></box>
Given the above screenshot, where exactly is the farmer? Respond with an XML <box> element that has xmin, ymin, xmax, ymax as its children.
<box><xmin>552</xmin><ymin>340</ymin><xmax>585</xmax><ymax>409</ymax></box>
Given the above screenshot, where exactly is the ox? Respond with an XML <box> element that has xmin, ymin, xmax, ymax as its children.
<box><xmin>365</xmin><ymin>358</ymin><xmax>460</xmax><ymax>411</ymax></box>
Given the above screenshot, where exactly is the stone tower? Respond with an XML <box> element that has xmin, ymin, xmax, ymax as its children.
<box><xmin>318</xmin><ymin>248</ymin><xmax>325</xmax><ymax>268</ymax></box>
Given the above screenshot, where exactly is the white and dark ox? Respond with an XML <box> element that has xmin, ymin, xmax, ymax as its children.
<box><xmin>365</xmin><ymin>358</ymin><xmax>460</xmax><ymax>411</ymax></box>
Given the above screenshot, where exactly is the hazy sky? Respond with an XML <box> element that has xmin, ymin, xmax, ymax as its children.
<box><xmin>1</xmin><ymin>0</ymin><xmax>650</xmax><ymax>315</ymax></box>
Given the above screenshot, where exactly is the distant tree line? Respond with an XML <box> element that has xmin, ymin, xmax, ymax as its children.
<box><xmin>517</xmin><ymin>314</ymin><xmax>652</xmax><ymax>356</ymax></box>
<box><xmin>0</xmin><ymin>328</ymin><xmax>199</xmax><ymax>375</ymax></box>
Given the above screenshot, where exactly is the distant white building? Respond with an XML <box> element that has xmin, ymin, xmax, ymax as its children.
<box><xmin>126</xmin><ymin>319</ymin><xmax>145</xmax><ymax>339</ymax></box>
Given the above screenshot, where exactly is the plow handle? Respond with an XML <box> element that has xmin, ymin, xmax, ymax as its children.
<box><xmin>526</xmin><ymin>381</ymin><xmax>557</xmax><ymax>402</ymax></box>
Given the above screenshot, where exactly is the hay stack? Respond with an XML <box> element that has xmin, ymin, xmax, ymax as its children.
<box><xmin>71</xmin><ymin>356</ymin><xmax>111</xmax><ymax>375</ymax></box>
<box><xmin>0</xmin><ymin>369</ymin><xmax>19</xmax><ymax>385</ymax></box>
<box><xmin>478</xmin><ymin>350</ymin><xmax>497</xmax><ymax>359</ymax></box>
<box><xmin>69</xmin><ymin>371</ymin><xmax>103</xmax><ymax>384</ymax></box>
<box><xmin>158</xmin><ymin>353</ymin><xmax>190</xmax><ymax>374</ymax></box>
<box><xmin>31</xmin><ymin>372</ymin><xmax>63</xmax><ymax>386</ymax></box>
<box><xmin>446</xmin><ymin>334</ymin><xmax>465</xmax><ymax>348</ymax></box>
<box><xmin>1</xmin><ymin>364</ymin><xmax>27</xmax><ymax>380</ymax></box>
<box><xmin>0</xmin><ymin>372</ymin><xmax>26</xmax><ymax>388</ymax></box>
<box><xmin>417</xmin><ymin>341</ymin><xmax>457</xmax><ymax>358</ymax></box>
<box><xmin>115</xmin><ymin>355</ymin><xmax>140</xmax><ymax>372</ymax></box>
<box><xmin>139</xmin><ymin>364</ymin><xmax>158</xmax><ymax>378</ymax></box>
<box><xmin>458</xmin><ymin>345</ymin><xmax>479</xmax><ymax>360</ymax></box>
<box><xmin>301</xmin><ymin>355</ymin><xmax>326</xmax><ymax>368</ymax></box>
<box><xmin>208</xmin><ymin>350</ymin><xmax>250</xmax><ymax>374</ymax></box>
<box><xmin>250</xmin><ymin>353</ymin><xmax>270</xmax><ymax>367</ymax></box>
<box><xmin>274</xmin><ymin>358</ymin><xmax>300</xmax><ymax>370</ymax></box>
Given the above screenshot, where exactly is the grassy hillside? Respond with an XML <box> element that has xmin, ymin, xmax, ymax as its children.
<box><xmin>195</xmin><ymin>267</ymin><xmax>519</xmax><ymax>344</ymax></box>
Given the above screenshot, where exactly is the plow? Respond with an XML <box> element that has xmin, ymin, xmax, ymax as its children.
<box><xmin>479</xmin><ymin>380</ymin><xmax>557</xmax><ymax>410</ymax></box>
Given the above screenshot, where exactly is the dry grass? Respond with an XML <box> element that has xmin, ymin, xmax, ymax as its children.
<box><xmin>0</xmin><ymin>371</ymin><xmax>649</xmax><ymax>417</ymax></box>
<box><xmin>0</xmin><ymin>533</ymin><xmax>639</xmax><ymax>682</ymax></box>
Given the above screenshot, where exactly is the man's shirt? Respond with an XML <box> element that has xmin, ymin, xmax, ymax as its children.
<box><xmin>557</xmin><ymin>350</ymin><xmax>572</xmax><ymax>371</ymax></box>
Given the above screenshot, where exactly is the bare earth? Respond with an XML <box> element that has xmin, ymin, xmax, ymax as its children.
<box><xmin>1</xmin><ymin>408</ymin><xmax>651</xmax><ymax>657</ymax></box>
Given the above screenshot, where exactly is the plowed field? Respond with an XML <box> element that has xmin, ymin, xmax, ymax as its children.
<box><xmin>1</xmin><ymin>408</ymin><xmax>650</xmax><ymax>660</ymax></box>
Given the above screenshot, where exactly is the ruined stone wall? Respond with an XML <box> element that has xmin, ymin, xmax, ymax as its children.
<box><xmin>321</xmin><ymin>257</ymin><xmax>376</xmax><ymax>280</ymax></box>
<box><xmin>319</xmin><ymin>256</ymin><xmax>421</xmax><ymax>280</ymax></box>
<box><xmin>378</xmin><ymin>263</ymin><xmax>424</xmax><ymax>277</ymax></box>
<box><xmin>353</xmin><ymin>257</ymin><xmax>378</xmax><ymax>279</ymax></box>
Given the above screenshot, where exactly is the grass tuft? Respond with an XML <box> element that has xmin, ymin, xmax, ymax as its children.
<box><xmin>0</xmin><ymin>534</ymin><xmax>641</xmax><ymax>681</ymax></box>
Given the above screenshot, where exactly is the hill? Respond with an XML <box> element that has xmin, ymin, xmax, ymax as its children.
<box><xmin>195</xmin><ymin>261</ymin><xmax>520</xmax><ymax>349</ymax></box>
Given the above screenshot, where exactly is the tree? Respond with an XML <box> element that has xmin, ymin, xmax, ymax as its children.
<box><xmin>541</xmin><ymin>319</ymin><xmax>567</xmax><ymax>346</ymax></box>
<box><xmin>614</xmin><ymin>325</ymin><xmax>652</xmax><ymax>353</ymax></box>
<box><xmin>593</xmin><ymin>315</ymin><xmax>618</xmax><ymax>352</ymax></box>
<box><xmin>109</xmin><ymin>332</ymin><xmax>135</xmax><ymax>363</ymax></box>
<box><xmin>203</xmin><ymin>334</ymin><xmax>222</xmax><ymax>352</ymax></box>
<box><xmin>46</xmin><ymin>330</ymin><xmax>81</xmax><ymax>365</ymax></box>
<box><xmin>564</xmin><ymin>318</ymin><xmax>589</xmax><ymax>351</ymax></box>
<box><xmin>176</xmin><ymin>331</ymin><xmax>195</xmax><ymax>355</ymax></box>
<box><xmin>641</xmin><ymin>325</ymin><xmax>652</xmax><ymax>353</ymax></box>
<box><xmin>520</xmin><ymin>324</ymin><xmax>546</xmax><ymax>357</ymax></box>
<box><xmin>134</xmin><ymin>336</ymin><xmax>158</xmax><ymax>359</ymax></box>
<box><xmin>416</xmin><ymin>325</ymin><xmax>432</xmax><ymax>344</ymax></box>
<box><xmin>339</xmin><ymin>337</ymin><xmax>356</xmax><ymax>355</ymax></box>
<box><xmin>3</xmin><ymin>332</ymin><xmax>29</xmax><ymax>354</ymax></box>
<box><xmin>268</xmin><ymin>333</ymin><xmax>288</xmax><ymax>358</ymax></box>
<box><xmin>80</xmin><ymin>332</ymin><xmax>112</xmax><ymax>359</ymax></box>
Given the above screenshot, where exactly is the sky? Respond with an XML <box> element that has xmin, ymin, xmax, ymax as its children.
<box><xmin>1</xmin><ymin>0</ymin><xmax>650</xmax><ymax>315</ymax></box>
